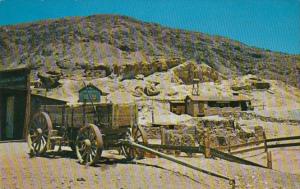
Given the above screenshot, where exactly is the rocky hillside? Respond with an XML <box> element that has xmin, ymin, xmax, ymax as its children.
<box><xmin>0</xmin><ymin>14</ymin><xmax>299</xmax><ymax>87</ymax></box>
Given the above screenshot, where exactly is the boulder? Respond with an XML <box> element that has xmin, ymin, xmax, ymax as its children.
<box><xmin>254</xmin><ymin>126</ymin><xmax>264</xmax><ymax>140</ymax></box>
<box><xmin>132</xmin><ymin>86</ymin><xmax>144</xmax><ymax>97</ymax></box>
<box><xmin>144</xmin><ymin>83</ymin><xmax>160</xmax><ymax>96</ymax></box>
<box><xmin>135</xmin><ymin>74</ymin><xmax>144</xmax><ymax>80</ymax></box>
<box><xmin>37</xmin><ymin>71</ymin><xmax>61</xmax><ymax>89</ymax></box>
<box><xmin>172</xmin><ymin>61</ymin><xmax>225</xmax><ymax>84</ymax></box>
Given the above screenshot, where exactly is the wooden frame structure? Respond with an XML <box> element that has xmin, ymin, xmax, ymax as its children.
<box><xmin>0</xmin><ymin>67</ymin><xmax>31</xmax><ymax>140</ymax></box>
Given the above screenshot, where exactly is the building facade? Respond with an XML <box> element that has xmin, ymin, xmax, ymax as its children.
<box><xmin>78</xmin><ymin>84</ymin><xmax>102</xmax><ymax>103</ymax></box>
<box><xmin>170</xmin><ymin>95</ymin><xmax>252</xmax><ymax>117</ymax></box>
<box><xmin>0</xmin><ymin>68</ymin><xmax>31</xmax><ymax>140</ymax></box>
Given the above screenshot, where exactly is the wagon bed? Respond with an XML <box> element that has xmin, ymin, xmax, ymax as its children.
<box><xmin>27</xmin><ymin>102</ymin><xmax>147</xmax><ymax>165</ymax></box>
<box><xmin>40</xmin><ymin>103</ymin><xmax>138</xmax><ymax>130</ymax></box>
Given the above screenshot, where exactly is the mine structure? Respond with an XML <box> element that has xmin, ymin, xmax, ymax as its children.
<box><xmin>170</xmin><ymin>94</ymin><xmax>252</xmax><ymax>117</ymax></box>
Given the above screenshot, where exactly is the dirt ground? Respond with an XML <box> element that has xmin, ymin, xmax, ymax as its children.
<box><xmin>0</xmin><ymin>142</ymin><xmax>299</xmax><ymax>189</ymax></box>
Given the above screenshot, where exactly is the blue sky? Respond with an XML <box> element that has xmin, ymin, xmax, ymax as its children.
<box><xmin>0</xmin><ymin>0</ymin><xmax>299</xmax><ymax>54</ymax></box>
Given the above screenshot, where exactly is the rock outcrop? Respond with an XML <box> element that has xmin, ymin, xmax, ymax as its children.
<box><xmin>37</xmin><ymin>71</ymin><xmax>62</xmax><ymax>89</ymax></box>
<box><xmin>172</xmin><ymin>61</ymin><xmax>226</xmax><ymax>84</ymax></box>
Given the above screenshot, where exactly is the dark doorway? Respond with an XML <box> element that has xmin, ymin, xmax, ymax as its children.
<box><xmin>241</xmin><ymin>101</ymin><xmax>248</xmax><ymax>111</ymax></box>
<box><xmin>0</xmin><ymin>91</ymin><xmax>27</xmax><ymax>140</ymax></box>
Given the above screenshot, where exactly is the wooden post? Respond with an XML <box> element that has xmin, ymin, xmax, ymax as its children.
<box><xmin>263</xmin><ymin>131</ymin><xmax>268</xmax><ymax>152</ymax></box>
<box><xmin>62</xmin><ymin>105</ymin><xmax>65</xmax><ymax>127</ymax></box>
<box><xmin>204</xmin><ymin>131</ymin><xmax>211</xmax><ymax>158</ymax></box>
<box><xmin>161</xmin><ymin>127</ymin><xmax>166</xmax><ymax>145</ymax></box>
<box><xmin>151</xmin><ymin>108</ymin><xmax>154</xmax><ymax>124</ymax></box>
<box><xmin>83</xmin><ymin>101</ymin><xmax>86</xmax><ymax>126</ymax></box>
<box><xmin>267</xmin><ymin>151</ymin><xmax>272</xmax><ymax>169</ymax></box>
<box><xmin>23</xmin><ymin>69</ymin><xmax>31</xmax><ymax>139</ymax></box>
<box><xmin>228</xmin><ymin>139</ymin><xmax>231</xmax><ymax>154</ymax></box>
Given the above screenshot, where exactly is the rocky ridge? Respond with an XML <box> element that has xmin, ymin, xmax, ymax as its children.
<box><xmin>0</xmin><ymin>14</ymin><xmax>299</xmax><ymax>87</ymax></box>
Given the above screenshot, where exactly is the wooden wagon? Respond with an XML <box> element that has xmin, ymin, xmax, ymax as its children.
<box><xmin>26</xmin><ymin>102</ymin><xmax>147</xmax><ymax>165</ymax></box>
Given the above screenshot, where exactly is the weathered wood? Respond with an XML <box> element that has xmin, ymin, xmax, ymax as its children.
<box><xmin>230</xmin><ymin>146</ymin><xmax>265</xmax><ymax>155</ymax></box>
<box><xmin>267</xmin><ymin>142</ymin><xmax>300</xmax><ymax>148</ymax></box>
<box><xmin>41</xmin><ymin>103</ymin><xmax>137</xmax><ymax>129</ymax></box>
<box><xmin>23</xmin><ymin>85</ymin><xmax>31</xmax><ymax>138</ymax></box>
<box><xmin>267</xmin><ymin>151</ymin><xmax>272</xmax><ymax>169</ymax></box>
<box><xmin>263</xmin><ymin>131</ymin><xmax>268</xmax><ymax>152</ymax></box>
<box><xmin>144</xmin><ymin>143</ymin><xmax>266</xmax><ymax>168</ymax></box>
<box><xmin>266</xmin><ymin>136</ymin><xmax>300</xmax><ymax>142</ymax></box>
<box><xmin>217</xmin><ymin>139</ymin><xmax>265</xmax><ymax>151</ymax></box>
<box><xmin>216</xmin><ymin>135</ymin><xmax>300</xmax><ymax>153</ymax></box>
<box><xmin>112</xmin><ymin>104</ymin><xmax>137</xmax><ymax>129</ymax></box>
<box><xmin>161</xmin><ymin>127</ymin><xmax>166</xmax><ymax>145</ymax></box>
<box><xmin>204</xmin><ymin>132</ymin><xmax>211</xmax><ymax>158</ymax></box>
<box><xmin>126</xmin><ymin>140</ymin><xmax>236</xmax><ymax>187</ymax></box>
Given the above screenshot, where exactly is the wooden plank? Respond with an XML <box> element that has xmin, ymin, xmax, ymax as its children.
<box><xmin>145</xmin><ymin>144</ymin><xmax>266</xmax><ymax>168</ymax></box>
<box><xmin>216</xmin><ymin>135</ymin><xmax>300</xmax><ymax>152</ymax></box>
<box><xmin>217</xmin><ymin>140</ymin><xmax>265</xmax><ymax>151</ymax></box>
<box><xmin>267</xmin><ymin>142</ymin><xmax>300</xmax><ymax>148</ymax></box>
<box><xmin>23</xmin><ymin>70</ymin><xmax>31</xmax><ymax>139</ymax></box>
<box><xmin>266</xmin><ymin>136</ymin><xmax>300</xmax><ymax>142</ymax></box>
<box><xmin>0</xmin><ymin>139</ymin><xmax>26</xmax><ymax>143</ymax></box>
<box><xmin>230</xmin><ymin>146</ymin><xmax>265</xmax><ymax>155</ymax></box>
<box><xmin>112</xmin><ymin>104</ymin><xmax>137</xmax><ymax>128</ymax></box>
<box><xmin>127</xmin><ymin>141</ymin><xmax>235</xmax><ymax>185</ymax></box>
<box><xmin>267</xmin><ymin>151</ymin><xmax>272</xmax><ymax>169</ymax></box>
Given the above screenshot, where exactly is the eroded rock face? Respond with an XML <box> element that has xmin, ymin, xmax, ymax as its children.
<box><xmin>172</xmin><ymin>61</ymin><xmax>226</xmax><ymax>84</ymax></box>
<box><xmin>37</xmin><ymin>71</ymin><xmax>62</xmax><ymax>89</ymax></box>
<box><xmin>231</xmin><ymin>75</ymin><xmax>271</xmax><ymax>91</ymax></box>
<box><xmin>1</xmin><ymin>14</ymin><xmax>299</xmax><ymax>87</ymax></box>
<box><xmin>113</xmin><ymin>57</ymin><xmax>184</xmax><ymax>80</ymax></box>
<box><xmin>83</xmin><ymin>64</ymin><xmax>112</xmax><ymax>78</ymax></box>
<box><xmin>144</xmin><ymin>83</ymin><xmax>160</xmax><ymax>96</ymax></box>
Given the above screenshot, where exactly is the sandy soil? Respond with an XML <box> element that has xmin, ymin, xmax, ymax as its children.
<box><xmin>24</xmin><ymin>68</ymin><xmax>300</xmax><ymax>189</ymax></box>
<box><xmin>0</xmin><ymin>143</ymin><xmax>299</xmax><ymax>189</ymax></box>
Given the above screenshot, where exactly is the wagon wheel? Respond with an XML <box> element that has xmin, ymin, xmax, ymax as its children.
<box><xmin>132</xmin><ymin>125</ymin><xmax>148</xmax><ymax>159</ymax></box>
<box><xmin>76</xmin><ymin>124</ymin><xmax>103</xmax><ymax>166</ymax></box>
<box><xmin>121</xmin><ymin>125</ymin><xmax>148</xmax><ymax>160</ymax></box>
<box><xmin>27</xmin><ymin>112</ymin><xmax>52</xmax><ymax>155</ymax></box>
<box><xmin>120</xmin><ymin>141</ymin><xmax>135</xmax><ymax>160</ymax></box>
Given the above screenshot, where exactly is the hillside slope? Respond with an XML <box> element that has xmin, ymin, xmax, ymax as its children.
<box><xmin>0</xmin><ymin>15</ymin><xmax>299</xmax><ymax>87</ymax></box>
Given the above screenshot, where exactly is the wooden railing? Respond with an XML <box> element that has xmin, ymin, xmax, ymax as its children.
<box><xmin>215</xmin><ymin>135</ymin><xmax>300</xmax><ymax>155</ymax></box>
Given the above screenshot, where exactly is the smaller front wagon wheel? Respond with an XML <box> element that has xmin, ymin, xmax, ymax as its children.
<box><xmin>76</xmin><ymin>124</ymin><xmax>103</xmax><ymax>166</ymax></box>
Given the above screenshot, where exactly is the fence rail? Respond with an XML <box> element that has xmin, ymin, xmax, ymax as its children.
<box><xmin>216</xmin><ymin>135</ymin><xmax>300</xmax><ymax>155</ymax></box>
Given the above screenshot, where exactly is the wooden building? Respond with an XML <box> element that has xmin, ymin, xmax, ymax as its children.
<box><xmin>78</xmin><ymin>84</ymin><xmax>102</xmax><ymax>103</ymax></box>
<box><xmin>0</xmin><ymin>67</ymin><xmax>68</xmax><ymax>141</ymax></box>
<box><xmin>31</xmin><ymin>94</ymin><xmax>67</xmax><ymax>118</ymax></box>
<box><xmin>185</xmin><ymin>95</ymin><xmax>251</xmax><ymax>117</ymax></box>
<box><xmin>170</xmin><ymin>94</ymin><xmax>252</xmax><ymax>117</ymax></box>
<box><xmin>0</xmin><ymin>68</ymin><xmax>31</xmax><ymax>140</ymax></box>
<box><xmin>169</xmin><ymin>100</ymin><xmax>186</xmax><ymax>115</ymax></box>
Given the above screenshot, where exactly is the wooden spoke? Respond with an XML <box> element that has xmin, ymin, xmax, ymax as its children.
<box><xmin>120</xmin><ymin>144</ymin><xmax>135</xmax><ymax>160</ymax></box>
<box><xmin>76</xmin><ymin>124</ymin><xmax>103</xmax><ymax>166</ymax></box>
<box><xmin>27</xmin><ymin>112</ymin><xmax>52</xmax><ymax>156</ymax></box>
<box><xmin>120</xmin><ymin>125</ymin><xmax>148</xmax><ymax>160</ymax></box>
<box><xmin>132</xmin><ymin>125</ymin><xmax>148</xmax><ymax>159</ymax></box>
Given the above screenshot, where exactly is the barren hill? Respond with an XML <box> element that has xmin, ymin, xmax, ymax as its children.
<box><xmin>0</xmin><ymin>15</ymin><xmax>299</xmax><ymax>87</ymax></box>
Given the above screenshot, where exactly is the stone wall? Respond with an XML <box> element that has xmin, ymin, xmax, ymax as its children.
<box><xmin>222</xmin><ymin>111</ymin><xmax>300</xmax><ymax>124</ymax></box>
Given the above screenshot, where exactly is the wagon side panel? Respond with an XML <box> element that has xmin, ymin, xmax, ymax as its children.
<box><xmin>112</xmin><ymin>104</ymin><xmax>138</xmax><ymax>129</ymax></box>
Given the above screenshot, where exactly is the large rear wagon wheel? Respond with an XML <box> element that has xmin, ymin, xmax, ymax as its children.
<box><xmin>76</xmin><ymin>124</ymin><xmax>103</xmax><ymax>166</ymax></box>
<box><xmin>27</xmin><ymin>112</ymin><xmax>52</xmax><ymax>156</ymax></box>
<box><xmin>132</xmin><ymin>125</ymin><xmax>148</xmax><ymax>159</ymax></box>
